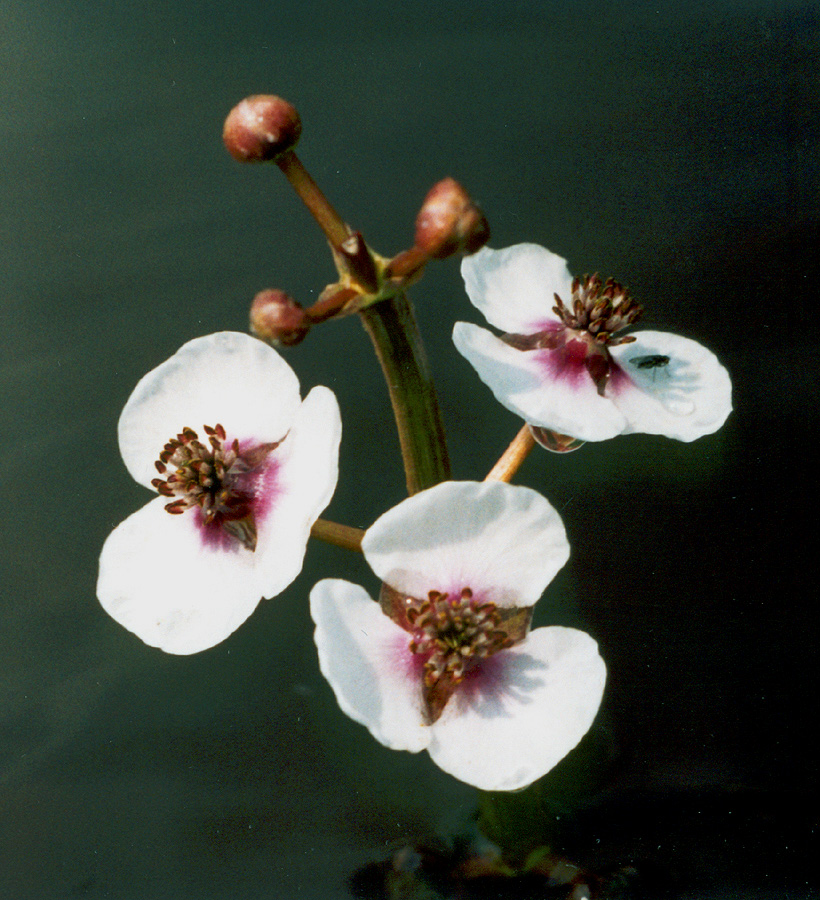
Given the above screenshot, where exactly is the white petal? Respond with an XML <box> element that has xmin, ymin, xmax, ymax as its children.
<box><xmin>119</xmin><ymin>332</ymin><xmax>301</xmax><ymax>489</ymax></box>
<box><xmin>461</xmin><ymin>244</ymin><xmax>572</xmax><ymax>333</ymax></box>
<box><xmin>97</xmin><ymin>497</ymin><xmax>270</xmax><ymax>655</ymax></box>
<box><xmin>310</xmin><ymin>579</ymin><xmax>430</xmax><ymax>752</ymax></box>
<box><xmin>427</xmin><ymin>626</ymin><xmax>606</xmax><ymax>791</ymax></box>
<box><xmin>609</xmin><ymin>330</ymin><xmax>733</xmax><ymax>441</ymax></box>
<box><xmin>253</xmin><ymin>386</ymin><xmax>342</xmax><ymax>594</ymax></box>
<box><xmin>362</xmin><ymin>481</ymin><xmax>569</xmax><ymax>608</ymax></box>
<box><xmin>453</xmin><ymin>322</ymin><xmax>627</xmax><ymax>441</ymax></box>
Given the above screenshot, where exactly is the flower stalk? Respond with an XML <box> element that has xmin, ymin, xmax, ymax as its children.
<box><xmin>359</xmin><ymin>292</ymin><xmax>451</xmax><ymax>494</ymax></box>
<box><xmin>275</xmin><ymin>150</ymin><xmax>351</xmax><ymax>249</ymax></box>
<box><xmin>310</xmin><ymin>517</ymin><xmax>364</xmax><ymax>553</ymax></box>
<box><xmin>484</xmin><ymin>424</ymin><xmax>536</xmax><ymax>483</ymax></box>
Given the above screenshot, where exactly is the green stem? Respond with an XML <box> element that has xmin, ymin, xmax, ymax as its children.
<box><xmin>476</xmin><ymin>723</ymin><xmax>619</xmax><ymax>868</ymax></box>
<box><xmin>476</xmin><ymin>785</ymin><xmax>561</xmax><ymax>868</ymax></box>
<box><xmin>359</xmin><ymin>293</ymin><xmax>451</xmax><ymax>494</ymax></box>
<box><xmin>275</xmin><ymin>150</ymin><xmax>350</xmax><ymax>249</ymax></box>
<box><xmin>310</xmin><ymin>518</ymin><xmax>364</xmax><ymax>553</ymax></box>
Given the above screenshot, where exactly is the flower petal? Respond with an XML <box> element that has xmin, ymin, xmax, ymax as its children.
<box><xmin>253</xmin><ymin>386</ymin><xmax>342</xmax><ymax>595</ymax></box>
<box><xmin>310</xmin><ymin>579</ymin><xmax>430</xmax><ymax>752</ymax></box>
<box><xmin>97</xmin><ymin>496</ymin><xmax>270</xmax><ymax>654</ymax></box>
<box><xmin>119</xmin><ymin>332</ymin><xmax>301</xmax><ymax>489</ymax></box>
<box><xmin>361</xmin><ymin>481</ymin><xmax>569</xmax><ymax>608</ymax></box>
<box><xmin>427</xmin><ymin>626</ymin><xmax>606</xmax><ymax>791</ymax></box>
<box><xmin>461</xmin><ymin>244</ymin><xmax>572</xmax><ymax>333</ymax></box>
<box><xmin>609</xmin><ymin>330</ymin><xmax>733</xmax><ymax>441</ymax></box>
<box><xmin>453</xmin><ymin>322</ymin><xmax>627</xmax><ymax>441</ymax></box>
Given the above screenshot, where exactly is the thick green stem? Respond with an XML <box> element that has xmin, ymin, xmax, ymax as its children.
<box><xmin>359</xmin><ymin>293</ymin><xmax>451</xmax><ymax>495</ymax></box>
<box><xmin>476</xmin><ymin>723</ymin><xmax>619</xmax><ymax>868</ymax></box>
<box><xmin>476</xmin><ymin>785</ymin><xmax>563</xmax><ymax>868</ymax></box>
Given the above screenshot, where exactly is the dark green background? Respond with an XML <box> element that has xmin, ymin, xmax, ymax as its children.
<box><xmin>1</xmin><ymin>1</ymin><xmax>816</xmax><ymax>897</ymax></box>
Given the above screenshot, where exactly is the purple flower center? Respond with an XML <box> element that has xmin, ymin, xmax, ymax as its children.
<box><xmin>401</xmin><ymin>588</ymin><xmax>519</xmax><ymax>723</ymax></box>
<box><xmin>503</xmin><ymin>274</ymin><xmax>644</xmax><ymax>396</ymax></box>
<box><xmin>379</xmin><ymin>582</ymin><xmax>533</xmax><ymax>723</ymax></box>
<box><xmin>406</xmin><ymin>587</ymin><xmax>513</xmax><ymax>686</ymax></box>
<box><xmin>151</xmin><ymin>424</ymin><xmax>279</xmax><ymax>551</ymax></box>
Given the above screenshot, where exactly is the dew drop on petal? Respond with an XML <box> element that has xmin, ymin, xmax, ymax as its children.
<box><xmin>660</xmin><ymin>396</ymin><xmax>696</xmax><ymax>416</ymax></box>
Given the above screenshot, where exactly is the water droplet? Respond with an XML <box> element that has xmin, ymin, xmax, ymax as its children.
<box><xmin>661</xmin><ymin>396</ymin><xmax>695</xmax><ymax>416</ymax></box>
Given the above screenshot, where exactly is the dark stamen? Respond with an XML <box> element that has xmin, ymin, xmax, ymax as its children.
<box><xmin>552</xmin><ymin>273</ymin><xmax>642</xmax><ymax>344</ymax></box>
<box><xmin>151</xmin><ymin>423</ymin><xmax>280</xmax><ymax>551</ymax></box>
<box><xmin>405</xmin><ymin>588</ymin><xmax>515</xmax><ymax>723</ymax></box>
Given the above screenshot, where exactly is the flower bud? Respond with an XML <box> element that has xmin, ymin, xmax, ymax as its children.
<box><xmin>223</xmin><ymin>95</ymin><xmax>302</xmax><ymax>162</ymax></box>
<box><xmin>414</xmin><ymin>178</ymin><xmax>490</xmax><ymax>259</ymax></box>
<box><xmin>250</xmin><ymin>289</ymin><xmax>311</xmax><ymax>346</ymax></box>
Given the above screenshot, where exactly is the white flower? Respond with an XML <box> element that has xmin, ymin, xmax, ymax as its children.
<box><xmin>453</xmin><ymin>243</ymin><xmax>732</xmax><ymax>443</ymax></box>
<box><xmin>310</xmin><ymin>481</ymin><xmax>606</xmax><ymax>791</ymax></box>
<box><xmin>97</xmin><ymin>332</ymin><xmax>341</xmax><ymax>655</ymax></box>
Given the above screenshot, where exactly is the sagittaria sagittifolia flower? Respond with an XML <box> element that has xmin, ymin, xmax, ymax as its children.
<box><xmin>310</xmin><ymin>481</ymin><xmax>606</xmax><ymax>791</ymax></box>
<box><xmin>452</xmin><ymin>243</ymin><xmax>732</xmax><ymax>444</ymax></box>
<box><xmin>97</xmin><ymin>332</ymin><xmax>341</xmax><ymax>655</ymax></box>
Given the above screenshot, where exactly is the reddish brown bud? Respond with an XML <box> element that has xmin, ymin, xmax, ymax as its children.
<box><xmin>223</xmin><ymin>95</ymin><xmax>302</xmax><ymax>162</ymax></box>
<box><xmin>250</xmin><ymin>289</ymin><xmax>311</xmax><ymax>346</ymax></box>
<box><xmin>414</xmin><ymin>178</ymin><xmax>490</xmax><ymax>259</ymax></box>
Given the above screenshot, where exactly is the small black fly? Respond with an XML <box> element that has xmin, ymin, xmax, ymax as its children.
<box><xmin>631</xmin><ymin>354</ymin><xmax>670</xmax><ymax>370</ymax></box>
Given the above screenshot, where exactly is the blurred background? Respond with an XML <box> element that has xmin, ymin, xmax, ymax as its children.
<box><xmin>1</xmin><ymin>0</ymin><xmax>816</xmax><ymax>897</ymax></box>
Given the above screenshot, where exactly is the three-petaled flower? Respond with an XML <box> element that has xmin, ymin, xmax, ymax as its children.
<box><xmin>97</xmin><ymin>331</ymin><xmax>341</xmax><ymax>655</ymax></box>
<box><xmin>310</xmin><ymin>480</ymin><xmax>606</xmax><ymax>791</ymax></box>
<box><xmin>453</xmin><ymin>243</ymin><xmax>732</xmax><ymax>444</ymax></box>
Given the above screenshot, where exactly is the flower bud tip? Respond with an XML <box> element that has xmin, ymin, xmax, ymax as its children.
<box><xmin>414</xmin><ymin>178</ymin><xmax>490</xmax><ymax>259</ymax></box>
<box><xmin>250</xmin><ymin>289</ymin><xmax>311</xmax><ymax>346</ymax></box>
<box><xmin>223</xmin><ymin>95</ymin><xmax>302</xmax><ymax>162</ymax></box>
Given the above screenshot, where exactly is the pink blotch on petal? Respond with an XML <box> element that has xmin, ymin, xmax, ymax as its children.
<box><xmin>239</xmin><ymin>451</ymin><xmax>282</xmax><ymax>524</ymax></box>
<box><xmin>606</xmin><ymin>361</ymin><xmax>636</xmax><ymax>395</ymax></box>
<box><xmin>388</xmin><ymin>629</ymin><xmax>427</xmax><ymax>684</ymax></box>
<box><xmin>453</xmin><ymin>651</ymin><xmax>510</xmax><ymax>705</ymax></box>
<box><xmin>535</xmin><ymin>338</ymin><xmax>590</xmax><ymax>387</ymax></box>
<box><xmin>196</xmin><ymin>520</ymin><xmax>245</xmax><ymax>553</ymax></box>
<box><xmin>193</xmin><ymin>440</ymin><xmax>282</xmax><ymax>552</ymax></box>
<box><xmin>533</xmin><ymin>319</ymin><xmax>564</xmax><ymax>335</ymax></box>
